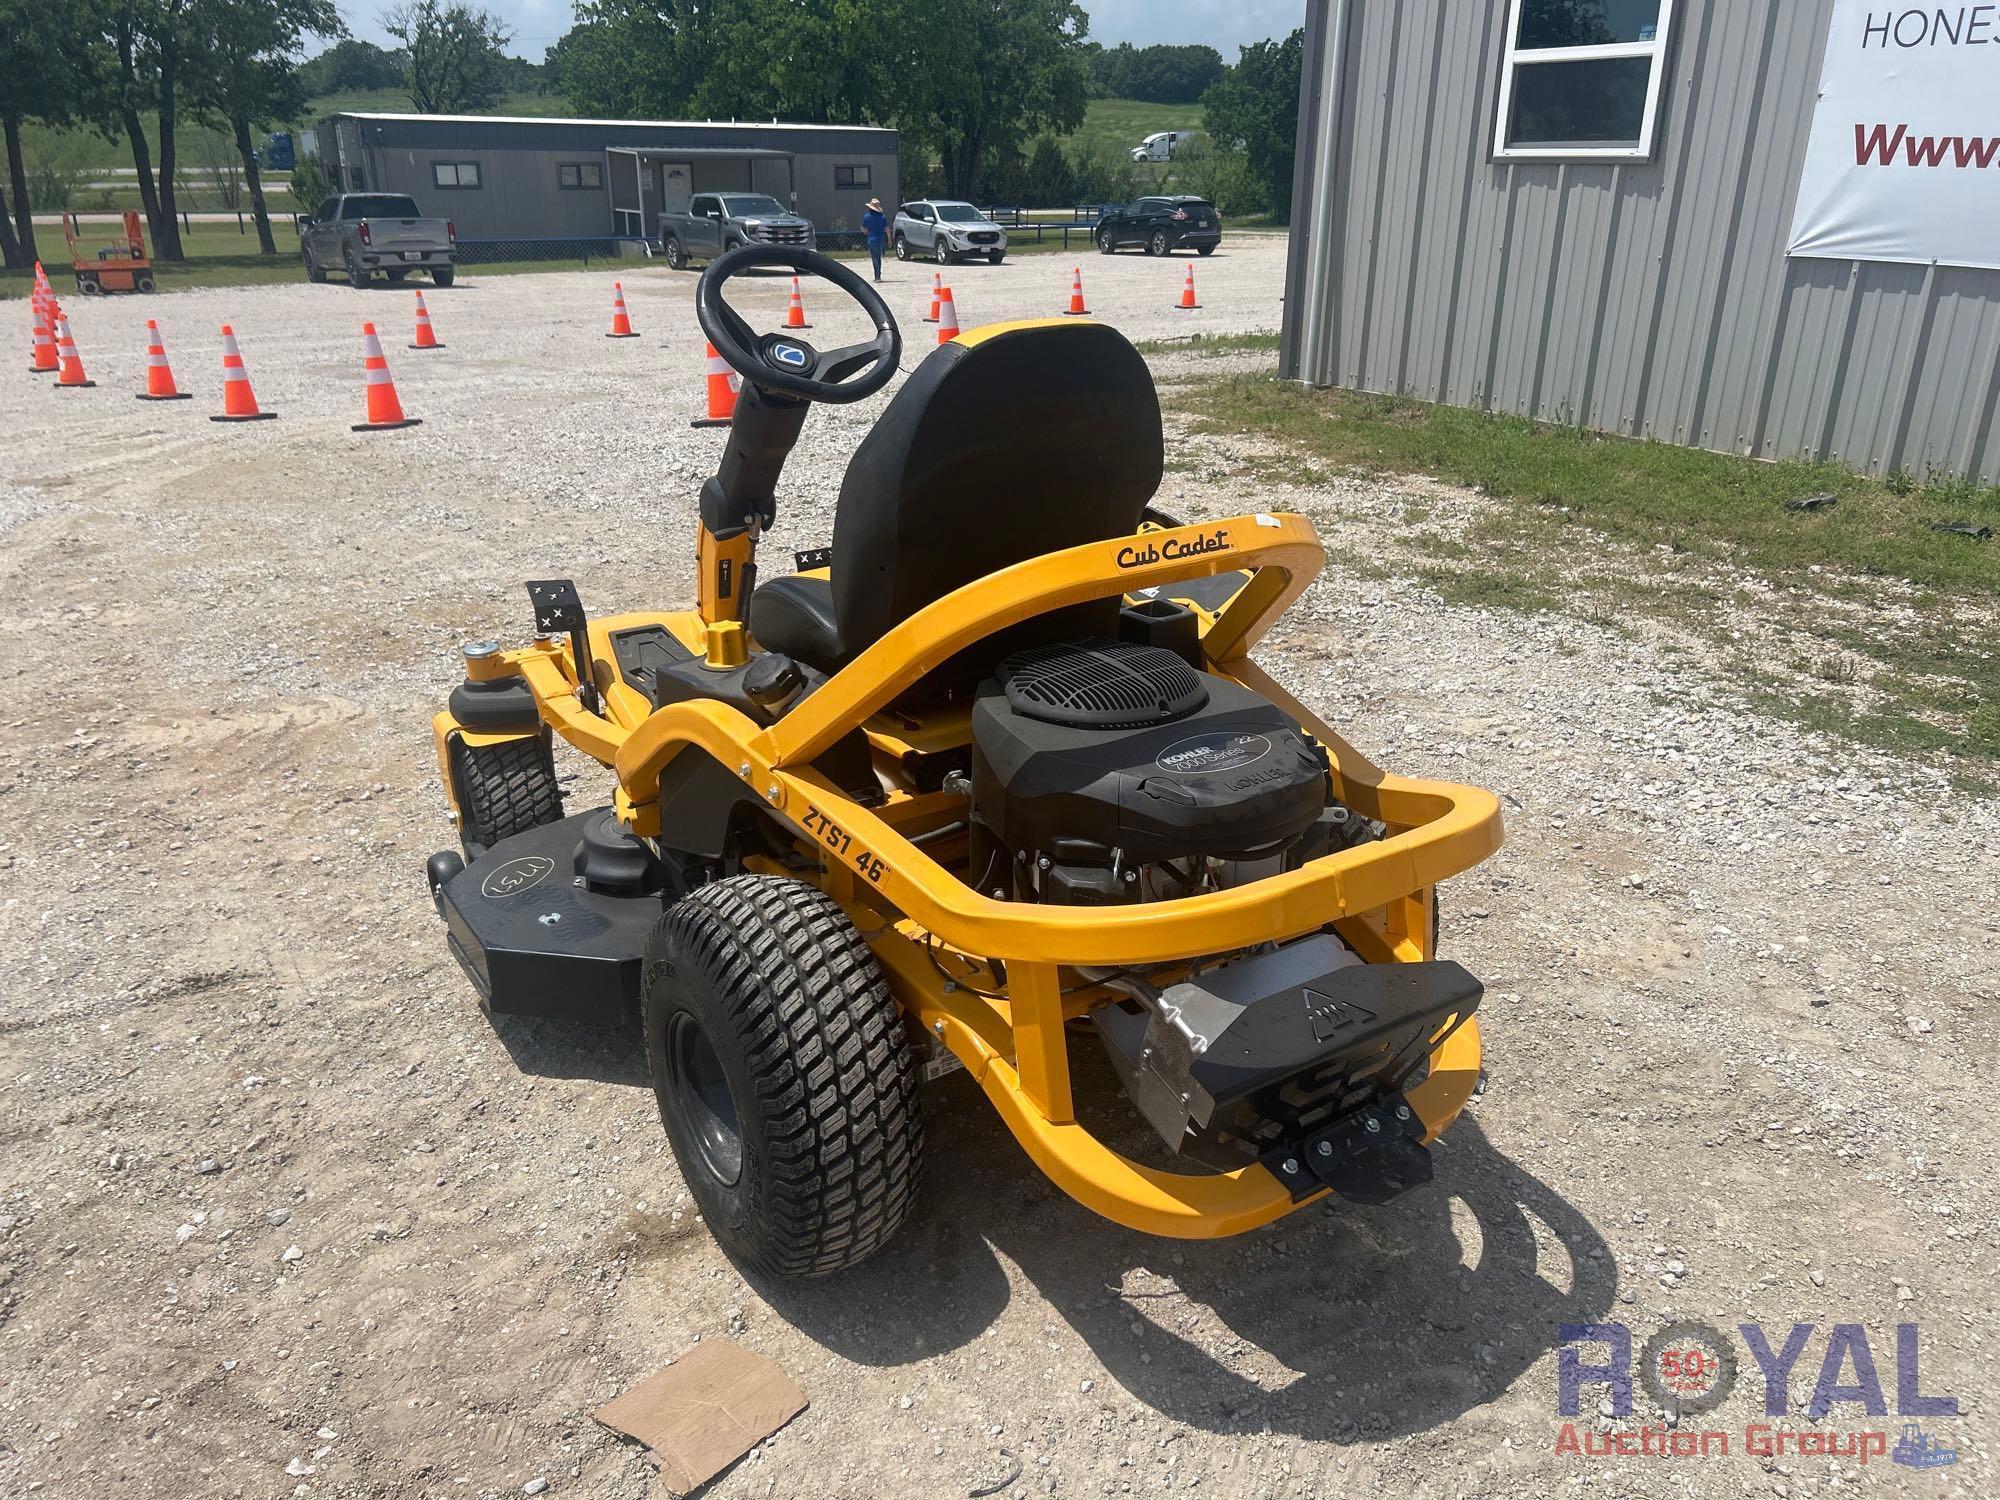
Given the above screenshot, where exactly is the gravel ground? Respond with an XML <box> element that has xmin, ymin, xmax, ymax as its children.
<box><xmin>2</xmin><ymin>236</ymin><xmax>1996</xmax><ymax>1499</ymax></box>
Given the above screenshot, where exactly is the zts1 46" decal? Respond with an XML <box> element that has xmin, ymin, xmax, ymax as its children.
<box><xmin>802</xmin><ymin>805</ymin><xmax>888</xmax><ymax>884</ymax></box>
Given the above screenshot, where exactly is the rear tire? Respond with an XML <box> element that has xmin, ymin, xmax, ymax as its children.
<box><xmin>663</xmin><ymin>235</ymin><xmax>686</xmax><ymax>270</ymax></box>
<box><xmin>643</xmin><ymin>874</ymin><xmax>923</xmax><ymax>1278</ymax></box>
<box><xmin>1148</xmin><ymin>229</ymin><xmax>1170</xmax><ymax>257</ymax></box>
<box><xmin>344</xmin><ymin>249</ymin><xmax>372</xmax><ymax>287</ymax></box>
<box><xmin>432</xmin><ymin>265</ymin><xmax>455</xmax><ymax>287</ymax></box>
<box><xmin>448</xmin><ymin>733</ymin><xmax>564</xmax><ymax>857</ymax></box>
<box><xmin>304</xmin><ymin>246</ymin><xmax>327</xmax><ymax>283</ymax></box>
<box><xmin>1197</xmin><ymin>244</ymin><xmax>1216</xmax><ymax>256</ymax></box>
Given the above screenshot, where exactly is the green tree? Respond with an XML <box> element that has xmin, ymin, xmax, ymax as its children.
<box><xmin>1091</xmin><ymin>42</ymin><xmax>1222</xmax><ymax>104</ymax></box>
<box><xmin>0</xmin><ymin>0</ymin><xmax>80</xmax><ymax>265</ymax></box>
<box><xmin>68</xmin><ymin>0</ymin><xmax>202</xmax><ymax>261</ymax></box>
<box><xmin>379</xmin><ymin>1</ymin><xmax>513</xmax><ymax>114</ymax></box>
<box><xmin>1200</xmin><ymin>29</ymin><xmax>1303</xmax><ymax>222</ymax></box>
<box><xmin>297</xmin><ymin>37</ymin><xmax>405</xmax><ymax>94</ymax></box>
<box><xmin>888</xmin><ymin>0</ymin><xmax>1090</xmax><ymax>199</ymax></box>
<box><xmin>188</xmin><ymin>0</ymin><xmax>345</xmax><ymax>254</ymax></box>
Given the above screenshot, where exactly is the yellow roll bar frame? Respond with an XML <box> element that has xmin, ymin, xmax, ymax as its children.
<box><xmin>434</xmin><ymin>514</ymin><xmax>1502</xmax><ymax>1237</ymax></box>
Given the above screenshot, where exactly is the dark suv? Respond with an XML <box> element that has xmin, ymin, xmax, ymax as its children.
<box><xmin>1094</xmin><ymin>195</ymin><xmax>1222</xmax><ymax>257</ymax></box>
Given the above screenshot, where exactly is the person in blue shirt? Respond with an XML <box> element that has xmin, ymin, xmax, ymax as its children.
<box><xmin>861</xmin><ymin>197</ymin><xmax>888</xmax><ymax>282</ymax></box>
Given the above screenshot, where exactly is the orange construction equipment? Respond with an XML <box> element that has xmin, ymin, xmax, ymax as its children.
<box><xmin>691</xmin><ymin>340</ymin><xmax>739</xmax><ymax>429</ymax></box>
<box><xmin>409</xmin><ymin>289</ymin><xmax>445</xmax><ymax>350</ymax></box>
<box><xmin>607</xmin><ymin>282</ymin><xmax>638</xmax><ymax>338</ymax></box>
<box><xmin>353</xmin><ymin>322</ymin><xmax>421</xmax><ymax>432</ymax></box>
<box><xmin>211</xmin><ymin>324</ymin><xmax>276</xmax><ymax>422</ymax></box>
<box><xmin>29</xmin><ymin>303</ymin><xmax>57</xmax><ymax>374</ymax></box>
<box><xmin>136</xmin><ymin>319</ymin><xmax>191</xmax><ymax>401</ymax></box>
<box><xmin>923</xmin><ymin>271</ymin><xmax>942</xmax><ymax>323</ymax></box>
<box><xmin>53</xmin><ymin>317</ymin><xmax>94</xmax><ymax>389</ymax></box>
<box><xmin>784</xmin><ymin>275</ymin><xmax>812</xmax><ymax>329</ymax></box>
<box><xmin>1062</xmin><ymin>266</ymin><xmax>1090</xmax><ymax>316</ymax></box>
<box><xmin>935</xmin><ymin>286</ymin><xmax>960</xmax><ymax>345</ymax></box>
<box><xmin>1174</xmin><ymin>264</ymin><xmax>1201</xmax><ymax>310</ymax></box>
<box><xmin>62</xmin><ymin>210</ymin><xmax>155</xmax><ymax>295</ymax></box>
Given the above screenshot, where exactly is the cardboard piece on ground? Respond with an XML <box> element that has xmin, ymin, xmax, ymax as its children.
<box><xmin>593</xmin><ymin>1340</ymin><xmax>808</xmax><ymax>1494</ymax></box>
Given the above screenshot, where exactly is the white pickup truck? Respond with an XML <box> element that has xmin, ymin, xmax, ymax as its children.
<box><xmin>300</xmin><ymin>193</ymin><xmax>458</xmax><ymax>287</ymax></box>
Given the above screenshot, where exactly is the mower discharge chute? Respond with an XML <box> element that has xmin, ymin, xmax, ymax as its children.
<box><xmin>425</xmin><ymin>246</ymin><xmax>1502</xmax><ymax>1276</ymax></box>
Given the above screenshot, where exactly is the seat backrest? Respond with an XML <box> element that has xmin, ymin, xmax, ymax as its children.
<box><xmin>830</xmin><ymin>319</ymin><xmax>1163</xmax><ymax>684</ymax></box>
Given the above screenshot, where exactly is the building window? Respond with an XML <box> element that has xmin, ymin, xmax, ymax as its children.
<box><xmin>432</xmin><ymin>161</ymin><xmax>482</xmax><ymax>189</ymax></box>
<box><xmin>1494</xmin><ymin>1</ymin><xmax>1675</xmax><ymax>160</ymax></box>
<box><xmin>834</xmin><ymin>164</ymin><xmax>871</xmax><ymax>189</ymax></box>
<box><xmin>558</xmin><ymin>162</ymin><xmax>603</xmax><ymax>190</ymax></box>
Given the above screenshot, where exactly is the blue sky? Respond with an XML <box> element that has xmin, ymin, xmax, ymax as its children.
<box><xmin>346</xmin><ymin>0</ymin><xmax>1308</xmax><ymax>62</ymax></box>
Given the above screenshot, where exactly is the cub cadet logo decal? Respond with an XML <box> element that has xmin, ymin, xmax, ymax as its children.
<box><xmin>1117</xmin><ymin>529</ymin><xmax>1230</xmax><ymax>569</ymax></box>
<box><xmin>1155</xmin><ymin>732</ymin><xmax>1271</xmax><ymax>775</ymax></box>
<box><xmin>772</xmin><ymin>343</ymin><xmax>808</xmax><ymax>368</ymax></box>
<box><xmin>480</xmin><ymin>856</ymin><xmax>555</xmax><ymax>898</ymax></box>
<box><xmin>802</xmin><ymin>805</ymin><xmax>888</xmax><ymax>885</ymax></box>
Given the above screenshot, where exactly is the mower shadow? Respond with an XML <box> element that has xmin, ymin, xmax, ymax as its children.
<box><xmin>757</xmin><ymin>1052</ymin><xmax>1615</xmax><ymax>1444</ymax></box>
<box><xmin>488</xmin><ymin>1012</ymin><xmax>650</xmax><ymax>1087</ymax></box>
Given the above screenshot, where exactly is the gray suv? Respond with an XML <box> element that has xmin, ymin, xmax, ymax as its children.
<box><xmin>892</xmin><ymin>201</ymin><xmax>1007</xmax><ymax>265</ymax></box>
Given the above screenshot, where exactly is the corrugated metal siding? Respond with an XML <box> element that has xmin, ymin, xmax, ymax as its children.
<box><xmin>1282</xmin><ymin>0</ymin><xmax>2000</xmax><ymax>482</ymax></box>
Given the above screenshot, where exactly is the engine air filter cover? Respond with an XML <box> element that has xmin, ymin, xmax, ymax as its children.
<box><xmin>997</xmin><ymin>639</ymin><xmax>1209</xmax><ymax>729</ymax></box>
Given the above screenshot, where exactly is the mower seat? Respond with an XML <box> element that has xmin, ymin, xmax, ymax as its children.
<box><xmin>750</xmin><ymin>320</ymin><xmax>1164</xmax><ymax>682</ymax></box>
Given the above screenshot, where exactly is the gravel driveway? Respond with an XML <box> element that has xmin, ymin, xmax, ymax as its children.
<box><xmin>1</xmin><ymin>237</ymin><xmax>1994</xmax><ymax>1498</ymax></box>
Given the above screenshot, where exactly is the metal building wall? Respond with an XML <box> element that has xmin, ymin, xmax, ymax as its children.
<box><xmin>1280</xmin><ymin>0</ymin><xmax>2000</xmax><ymax>482</ymax></box>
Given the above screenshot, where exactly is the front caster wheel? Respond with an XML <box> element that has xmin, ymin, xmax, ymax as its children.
<box><xmin>643</xmin><ymin>874</ymin><xmax>923</xmax><ymax>1277</ymax></box>
<box><xmin>448</xmin><ymin>732</ymin><xmax>564</xmax><ymax>858</ymax></box>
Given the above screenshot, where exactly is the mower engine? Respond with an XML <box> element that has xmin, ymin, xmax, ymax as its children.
<box><xmin>965</xmin><ymin>637</ymin><xmax>1371</xmax><ymax>905</ymax></box>
<box><xmin>965</xmin><ymin>633</ymin><xmax>1481</xmax><ymax>1197</ymax></box>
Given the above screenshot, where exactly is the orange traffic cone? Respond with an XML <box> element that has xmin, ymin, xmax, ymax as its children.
<box><xmin>784</xmin><ymin>275</ymin><xmax>812</xmax><ymax>330</ymax></box>
<box><xmin>1173</xmin><ymin>265</ymin><xmax>1200</xmax><ymax>310</ymax></box>
<box><xmin>923</xmin><ymin>270</ymin><xmax>942</xmax><ymax>323</ymax></box>
<box><xmin>211</xmin><ymin>324</ymin><xmax>275</xmax><ymax>422</ymax></box>
<box><xmin>53</xmin><ymin>317</ymin><xmax>94</xmax><ymax>389</ymax></box>
<box><xmin>691</xmin><ymin>341</ymin><xmax>739</xmax><ymax>429</ymax></box>
<box><xmin>409</xmin><ymin>288</ymin><xmax>444</xmax><ymax>350</ymax></box>
<box><xmin>1062</xmin><ymin>266</ymin><xmax>1089</xmax><ymax>316</ymax></box>
<box><xmin>353</xmin><ymin>322</ymin><xmax>421</xmax><ymax>432</ymax></box>
<box><xmin>136</xmin><ymin>319</ymin><xmax>191</xmax><ymax>401</ymax></box>
<box><xmin>606</xmin><ymin>281</ymin><xmax>638</xmax><ymax>338</ymax></box>
<box><xmin>935</xmin><ymin>287</ymin><xmax>960</xmax><ymax>345</ymax></box>
<box><xmin>29</xmin><ymin>305</ymin><xmax>57</xmax><ymax>374</ymax></box>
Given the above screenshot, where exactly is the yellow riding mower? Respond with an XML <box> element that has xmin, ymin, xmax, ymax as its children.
<box><xmin>425</xmin><ymin>247</ymin><xmax>1503</xmax><ymax>1277</ymax></box>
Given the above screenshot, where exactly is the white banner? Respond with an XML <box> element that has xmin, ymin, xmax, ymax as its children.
<box><xmin>1788</xmin><ymin>2</ymin><xmax>2000</xmax><ymax>269</ymax></box>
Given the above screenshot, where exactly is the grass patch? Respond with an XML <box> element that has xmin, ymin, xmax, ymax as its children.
<box><xmin>1058</xmin><ymin>99</ymin><xmax>1203</xmax><ymax>177</ymax></box>
<box><xmin>1179</xmin><ymin>378</ymin><xmax>2000</xmax><ymax>595</ymax></box>
<box><xmin>1171</xmin><ymin>373</ymin><xmax>2000</xmax><ymax>769</ymax></box>
<box><xmin>1134</xmin><ymin>330</ymin><xmax>1281</xmax><ymax>356</ymax></box>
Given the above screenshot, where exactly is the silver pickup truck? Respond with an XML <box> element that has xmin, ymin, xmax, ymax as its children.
<box><xmin>300</xmin><ymin>193</ymin><xmax>457</xmax><ymax>287</ymax></box>
<box><xmin>658</xmin><ymin>192</ymin><xmax>814</xmax><ymax>269</ymax></box>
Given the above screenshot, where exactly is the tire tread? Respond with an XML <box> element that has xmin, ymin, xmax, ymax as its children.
<box><xmin>654</xmin><ymin>875</ymin><xmax>922</xmax><ymax>1277</ymax></box>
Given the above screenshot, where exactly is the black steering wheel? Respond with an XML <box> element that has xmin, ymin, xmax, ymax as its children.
<box><xmin>695</xmin><ymin>245</ymin><xmax>901</xmax><ymax>404</ymax></box>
